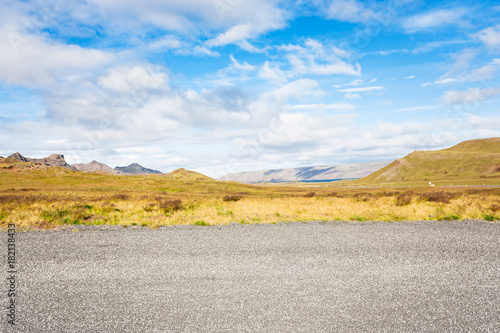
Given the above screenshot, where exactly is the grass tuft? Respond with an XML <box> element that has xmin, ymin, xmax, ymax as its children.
<box><xmin>193</xmin><ymin>220</ymin><xmax>209</xmax><ymax>226</ymax></box>
<box><xmin>484</xmin><ymin>214</ymin><xmax>497</xmax><ymax>221</ymax></box>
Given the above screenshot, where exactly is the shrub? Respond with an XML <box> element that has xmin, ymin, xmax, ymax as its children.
<box><xmin>353</xmin><ymin>192</ymin><xmax>373</xmax><ymax>202</ymax></box>
<box><xmin>157</xmin><ymin>198</ymin><xmax>183</xmax><ymax>213</ymax></box>
<box><xmin>395</xmin><ymin>192</ymin><xmax>414</xmax><ymax>206</ymax></box>
<box><xmin>418</xmin><ymin>191</ymin><xmax>458</xmax><ymax>204</ymax></box>
<box><xmin>193</xmin><ymin>220</ymin><xmax>209</xmax><ymax>226</ymax></box>
<box><xmin>303</xmin><ymin>192</ymin><xmax>316</xmax><ymax>198</ymax></box>
<box><xmin>484</xmin><ymin>214</ymin><xmax>497</xmax><ymax>221</ymax></box>
<box><xmin>223</xmin><ymin>194</ymin><xmax>242</xmax><ymax>202</ymax></box>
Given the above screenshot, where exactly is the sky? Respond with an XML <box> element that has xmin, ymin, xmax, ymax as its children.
<box><xmin>1</xmin><ymin>0</ymin><xmax>500</xmax><ymax>178</ymax></box>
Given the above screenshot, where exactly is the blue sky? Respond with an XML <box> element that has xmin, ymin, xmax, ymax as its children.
<box><xmin>1</xmin><ymin>0</ymin><xmax>500</xmax><ymax>177</ymax></box>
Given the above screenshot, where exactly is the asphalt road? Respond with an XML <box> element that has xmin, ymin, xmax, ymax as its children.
<box><xmin>2</xmin><ymin>220</ymin><xmax>500</xmax><ymax>332</ymax></box>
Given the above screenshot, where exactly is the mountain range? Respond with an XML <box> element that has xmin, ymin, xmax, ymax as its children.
<box><xmin>3</xmin><ymin>153</ymin><xmax>160</xmax><ymax>175</ymax></box>
<box><xmin>219</xmin><ymin>161</ymin><xmax>391</xmax><ymax>183</ymax></box>
<box><xmin>2</xmin><ymin>137</ymin><xmax>499</xmax><ymax>183</ymax></box>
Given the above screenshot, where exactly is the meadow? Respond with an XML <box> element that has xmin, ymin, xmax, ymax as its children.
<box><xmin>0</xmin><ymin>162</ymin><xmax>499</xmax><ymax>229</ymax></box>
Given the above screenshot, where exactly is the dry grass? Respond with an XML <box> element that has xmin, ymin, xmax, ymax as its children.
<box><xmin>1</xmin><ymin>162</ymin><xmax>499</xmax><ymax>228</ymax></box>
<box><xmin>1</xmin><ymin>187</ymin><xmax>499</xmax><ymax>228</ymax></box>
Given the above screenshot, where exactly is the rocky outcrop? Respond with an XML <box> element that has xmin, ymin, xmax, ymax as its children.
<box><xmin>35</xmin><ymin>154</ymin><xmax>75</xmax><ymax>169</ymax></box>
<box><xmin>7</xmin><ymin>152</ymin><xmax>30</xmax><ymax>162</ymax></box>
<box><xmin>114</xmin><ymin>163</ymin><xmax>162</xmax><ymax>175</ymax></box>
<box><xmin>6</xmin><ymin>152</ymin><xmax>76</xmax><ymax>170</ymax></box>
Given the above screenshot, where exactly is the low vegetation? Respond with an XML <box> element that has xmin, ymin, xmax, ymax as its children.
<box><xmin>0</xmin><ymin>157</ymin><xmax>499</xmax><ymax>229</ymax></box>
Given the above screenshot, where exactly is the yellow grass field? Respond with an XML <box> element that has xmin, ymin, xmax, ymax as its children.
<box><xmin>1</xmin><ymin>162</ymin><xmax>499</xmax><ymax>229</ymax></box>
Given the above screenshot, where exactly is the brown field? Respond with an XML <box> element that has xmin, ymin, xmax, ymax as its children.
<box><xmin>0</xmin><ymin>163</ymin><xmax>499</xmax><ymax>229</ymax></box>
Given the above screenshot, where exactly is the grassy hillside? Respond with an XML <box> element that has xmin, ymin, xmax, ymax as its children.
<box><xmin>1</xmin><ymin>148</ymin><xmax>499</xmax><ymax>228</ymax></box>
<box><xmin>355</xmin><ymin>137</ymin><xmax>500</xmax><ymax>186</ymax></box>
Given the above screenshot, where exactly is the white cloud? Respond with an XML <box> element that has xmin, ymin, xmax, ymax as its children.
<box><xmin>206</xmin><ymin>23</ymin><xmax>253</xmax><ymax>47</ymax></box>
<box><xmin>441</xmin><ymin>48</ymin><xmax>477</xmax><ymax>79</ymax></box>
<box><xmin>396</xmin><ymin>105</ymin><xmax>436</xmax><ymax>112</ymax></box>
<box><xmin>175</xmin><ymin>45</ymin><xmax>220</xmax><ymax>57</ymax></box>
<box><xmin>348</xmin><ymin>79</ymin><xmax>364</xmax><ymax>85</ymax></box>
<box><xmin>435</xmin><ymin>78</ymin><xmax>458</xmax><ymax>84</ymax></box>
<box><xmin>335</xmin><ymin>79</ymin><xmax>364</xmax><ymax>88</ymax></box>
<box><xmin>282</xmin><ymin>39</ymin><xmax>361</xmax><ymax>77</ymax></box>
<box><xmin>474</xmin><ymin>25</ymin><xmax>500</xmax><ymax>48</ymax></box>
<box><xmin>412</xmin><ymin>40</ymin><xmax>467</xmax><ymax>54</ymax></box>
<box><xmin>338</xmin><ymin>86</ymin><xmax>383</xmax><ymax>92</ymax></box>
<box><xmin>262</xmin><ymin>79</ymin><xmax>325</xmax><ymax>104</ymax></box>
<box><xmin>344</xmin><ymin>92</ymin><xmax>361</xmax><ymax>100</ymax></box>
<box><xmin>405</xmin><ymin>75</ymin><xmax>415</xmax><ymax>79</ymax></box>
<box><xmin>288</xmin><ymin>103</ymin><xmax>354</xmax><ymax>111</ymax></box>
<box><xmin>147</xmin><ymin>36</ymin><xmax>184</xmax><ymax>50</ymax></box>
<box><xmin>229</xmin><ymin>54</ymin><xmax>255</xmax><ymax>71</ymax></box>
<box><xmin>326</xmin><ymin>0</ymin><xmax>376</xmax><ymax>23</ymax></box>
<box><xmin>403</xmin><ymin>9</ymin><xmax>466</xmax><ymax>32</ymax></box>
<box><xmin>98</xmin><ymin>66</ymin><xmax>168</xmax><ymax>93</ymax></box>
<box><xmin>442</xmin><ymin>87</ymin><xmax>500</xmax><ymax>105</ymax></box>
<box><xmin>255</xmin><ymin>112</ymin><xmax>354</xmax><ymax>149</ymax></box>
<box><xmin>84</xmin><ymin>0</ymin><xmax>287</xmax><ymax>37</ymax></box>
<box><xmin>0</xmin><ymin>30</ymin><xmax>113</xmax><ymax>88</ymax></box>
<box><xmin>258</xmin><ymin>61</ymin><xmax>288</xmax><ymax>84</ymax></box>
<box><xmin>466</xmin><ymin>61</ymin><xmax>500</xmax><ymax>81</ymax></box>
<box><xmin>422</xmin><ymin>82</ymin><xmax>432</xmax><ymax>87</ymax></box>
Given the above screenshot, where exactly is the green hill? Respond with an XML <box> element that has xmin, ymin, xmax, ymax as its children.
<box><xmin>355</xmin><ymin>137</ymin><xmax>500</xmax><ymax>185</ymax></box>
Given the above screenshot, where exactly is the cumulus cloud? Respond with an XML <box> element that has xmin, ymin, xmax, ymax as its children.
<box><xmin>0</xmin><ymin>30</ymin><xmax>114</xmax><ymax>88</ymax></box>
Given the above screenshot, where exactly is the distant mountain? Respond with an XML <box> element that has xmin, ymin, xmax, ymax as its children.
<box><xmin>358</xmin><ymin>137</ymin><xmax>500</xmax><ymax>184</ymax></box>
<box><xmin>114</xmin><ymin>163</ymin><xmax>162</xmax><ymax>175</ymax></box>
<box><xmin>7</xmin><ymin>152</ymin><xmax>77</xmax><ymax>170</ymax></box>
<box><xmin>219</xmin><ymin>161</ymin><xmax>390</xmax><ymax>183</ymax></box>
<box><xmin>72</xmin><ymin>160</ymin><xmax>121</xmax><ymax>174</ymax></box>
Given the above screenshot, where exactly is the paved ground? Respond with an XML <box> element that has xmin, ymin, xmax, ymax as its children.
<box><xmin>2</xmin><ymin>220</ymin><xmax>500</xmax><ymax>332</ymax></box>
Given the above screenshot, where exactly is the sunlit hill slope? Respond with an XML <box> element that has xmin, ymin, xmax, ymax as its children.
<box><xmin>356</xmin><ymin>137</ymin><xmax>500</xmax><ymax>184</ymax></box>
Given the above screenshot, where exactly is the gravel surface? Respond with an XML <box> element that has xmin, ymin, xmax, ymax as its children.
<box><xmin>2</xmin><ymin>220</ymin><xmax>500</xmax><ymax>332</ymax></box>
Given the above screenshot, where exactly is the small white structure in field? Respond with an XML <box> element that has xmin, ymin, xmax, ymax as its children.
<box><xmin>429</xmin><ymin>181</ymin><xmax>435</xmax><ymax>187</ymax></box>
